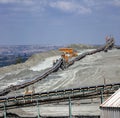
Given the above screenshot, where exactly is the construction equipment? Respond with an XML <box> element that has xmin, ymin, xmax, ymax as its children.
<box><xmin>104</xmin><ymin>36</ymin><xmax>115</xmax><ymax>52</ymax></box>
<box><xmin>59</xmin><ymin>48</ymin><xmax>78</xmax><ymax>63</ymax></box>
<box><xmin>24</xmin><ymin>86</ymin><xmax>35</xmax><ymax>95</ymax></box>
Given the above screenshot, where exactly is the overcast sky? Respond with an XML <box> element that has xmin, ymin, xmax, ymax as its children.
<box><xmin>0</xmin><ymin>0</ymin><xmax>120</xmax><ymax>45</ymax></box>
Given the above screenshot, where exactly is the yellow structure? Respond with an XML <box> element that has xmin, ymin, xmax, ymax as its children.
<box><xmin>59</xmin><ymin>48</ymin><xmax>78</xmax><ymax>62</ymax></box>
<box><xmin>24</xmin><ymin>86</ymin><xmax>35</xmax><ymax>95</ymax></box>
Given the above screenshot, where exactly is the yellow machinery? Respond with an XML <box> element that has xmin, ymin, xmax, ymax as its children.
<box><xmin>59</xmin><ymin>48</ymin><xmax>78</xmax><ymax>62</ymax></box>
<box><xmin>24</xmin><ymin>86</ymin><xmax>35</xmax><ymax>95</ymax></box>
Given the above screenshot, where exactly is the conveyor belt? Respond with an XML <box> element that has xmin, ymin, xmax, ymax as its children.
<box><xmin>0</xmin><ymin>58</ymin><xmax>63</xmax><ymax>96</ymax></box>
<box><xmin>0</xmin><ymin>39</ymin><xmax>116</xmax><ymax>96</ymax></box>
<box><xmin>0</xmin><ymin>83</ymin><xmax>119</xmax><ymax>110</ymax></box>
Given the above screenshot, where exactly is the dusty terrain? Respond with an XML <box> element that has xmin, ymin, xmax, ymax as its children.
<box><xmin>0</xmin><ymin>48</ymin><xmax>120</xmax><ymax>117</ymax></box>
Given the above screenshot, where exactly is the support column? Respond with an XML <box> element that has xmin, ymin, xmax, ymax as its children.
<box><xmin>37</xmin><ymin>100</ymin><xmax>40</xmax><ymax>118</ymax></box>
<box><xmin>100</xmin><ymin>90</ymin><xmax>103</xmax><ymax>104</ymax></box>
<box><xmin>69</xmin><ymin>97</ymin><xmax>72</xmax><ymax>118</ymax></box>
<box><xmin>4</xmin><ymin>102</ymin><xmax>6</xmax><ymax>118</ymax></box>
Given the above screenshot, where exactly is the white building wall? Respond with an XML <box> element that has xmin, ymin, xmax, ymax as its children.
<box><xmin>100</xmin><ymin>108</ymin><xmax>120</xmax><ymax>118</ymax></box>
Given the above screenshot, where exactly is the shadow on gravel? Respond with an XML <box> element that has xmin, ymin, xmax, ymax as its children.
<box><xmin>0</xmin><ymin>112</ymin><xmax>100</xmax><ymax>118</ymax></box>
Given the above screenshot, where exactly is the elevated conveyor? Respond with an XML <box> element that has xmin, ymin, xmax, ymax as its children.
<box><xmin>0</xmin><ymin>83</ymin><xmax>120</xmax><ymax>110</ymax></box>
<box><xmin>104</xmin><ymin>37</ymin><xmax>114</xmax><ymax>52</ymax></box>
<box><xmin>0</xmin><ymin>39</ymin><xmax>118</xmax><ymax>96</ymax></box>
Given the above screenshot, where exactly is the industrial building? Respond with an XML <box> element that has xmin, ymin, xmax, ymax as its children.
<box><xmin>100</xmin><ymin>88</ymin><xmax>120</xmax><ymax>118</ymax></box>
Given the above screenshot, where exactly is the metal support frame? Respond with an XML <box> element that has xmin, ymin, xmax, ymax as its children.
<box><xmin>3</xmin><ymin>102</ymin><xmax>6</xmax><ymax>118</ymax></box>
<box><xmin>0</xmin><ymin>83</ymin><xmax>119</xmax><ymax>111</ymax></box>
<box><xmin>69</xmin><ymin>97</ymin><xmax>72</xmax><ymax>118</ymax></box>
<box><xmin>37</xmin><ymin>100</ymin><xmax>40</xmax><ymax>118</ymax></box>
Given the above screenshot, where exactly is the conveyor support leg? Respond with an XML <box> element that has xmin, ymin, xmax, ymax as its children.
<box><xmin>69</xmin><ymin>97</ymin><xmax>72</xmax><ymax>118</ymax></box>
<box><xmin>4</xmin><ymin>102</ymin><xmax>6</xmax><ymax>118</ymax></box>
<box><xmin>37</xmin><ymin>100</ymin><xmax>40</xmax><ymax>118</ymax></box>
<box><xmin>100</xmin><ymin>90</ymin><xmax>103</xmax><ymax>104</ymax></box>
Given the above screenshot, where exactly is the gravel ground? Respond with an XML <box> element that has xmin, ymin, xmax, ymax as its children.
<box><xmin>0</xmin><ymin>49</ymin><xmax>120</xmax><ymax>117</ymax></box>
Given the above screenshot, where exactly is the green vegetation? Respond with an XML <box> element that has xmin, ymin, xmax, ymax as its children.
<box><xmin>15</xmin><ymin>56</ymin><xmax>23</xmax><ymax>64</ymax></box>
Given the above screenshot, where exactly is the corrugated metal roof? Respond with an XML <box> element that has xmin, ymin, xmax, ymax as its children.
<box><xmin>100</xmin><ymin>88</ymin><xmax>120</xmax><ymax>108</ymax></box>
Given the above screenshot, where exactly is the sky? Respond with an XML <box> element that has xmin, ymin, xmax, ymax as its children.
<box><xmin>0</xmin><ymin>0</ymin><xmax>120</xmax><ymax>46</ymax></box>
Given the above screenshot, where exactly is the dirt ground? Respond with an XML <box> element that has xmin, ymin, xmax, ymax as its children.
<box><xmin>0</xmin><ymin>49</ymin><xmax>120</xmax><ymax>117</ymax></box>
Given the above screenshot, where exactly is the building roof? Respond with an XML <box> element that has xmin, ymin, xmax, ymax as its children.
<box><xmin>100</xmin><ymin>88</ymin><xmax>120</xmax><ymax>108</ymax></box>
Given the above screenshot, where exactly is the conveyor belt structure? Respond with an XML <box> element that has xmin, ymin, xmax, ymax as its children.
<box><xmin>0</xmin><ymin>38</ymin><xmax>119</xmax><ymax>117</ymax></box>
<box><xmin>0</xmin><ymin>82</ymin><xmax>119</xmax><ymax>110</ymax></box>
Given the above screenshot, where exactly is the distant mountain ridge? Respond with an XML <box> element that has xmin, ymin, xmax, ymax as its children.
<box><xmin>67</xmin><ymin>44</ymin><xmax>99</xmax><ymax>50</ymax></box>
